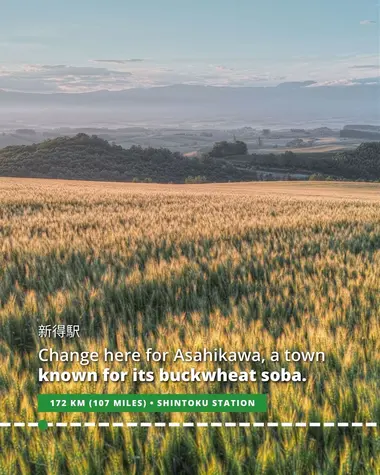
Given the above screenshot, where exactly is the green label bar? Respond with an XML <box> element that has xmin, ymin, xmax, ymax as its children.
<box><xmin>38</xmin><ymin>394</ymin><xmax>267</xmax><ymax>413</ymax></box>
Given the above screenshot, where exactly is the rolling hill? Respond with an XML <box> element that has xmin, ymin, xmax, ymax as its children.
<box><xmin>0</xmin><ymin>133</ymin><xmax>257</xmax><ymax>183</ymax></box>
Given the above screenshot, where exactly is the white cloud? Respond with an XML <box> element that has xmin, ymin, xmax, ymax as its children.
<box><xmin>0</xmin><ymin>56</ymin><xmax>378</xmax><ymax>93</ymax></box>
<box><xmin>350</xmin><ymin>64</ymin><xmax>379</xmax><ymax>69</ymax></box>
<box><xmin>0</xmin><ymin>61</ymin><xmax>283</xmax><ymax>92</ymax></box>
<box><xmin>92</xmin><ymin>59</ymin><xmax>145</xmax><ymax>64</ymax></box>
<box><xmin>0</xmin><ymin>64</ymin><xmax>134</xmax><ymax>93</ymax></box>
<box><xmin>307</xmin><ymin>79</ymin><xmax>359</xmax><ymax>87</ymax></box>
<box><xmin>307</xmin><ymin>77</ymin><xmax>379</xmax><ymax>87</ymax></box>
<box><xmin>360</xmin><ymin>20</ymin><xmax>376</xmax><ymax>25</ymax></box>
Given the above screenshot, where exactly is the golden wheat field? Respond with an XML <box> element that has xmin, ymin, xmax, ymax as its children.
<box><xmin>0</xmin><ymin>178</ymin><xmax>379</xmax><ymax>475</ymax></box>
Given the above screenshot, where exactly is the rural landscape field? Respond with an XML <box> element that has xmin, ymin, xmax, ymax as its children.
<box><xmin>0</xmin><ymin>178</ymin><xmax>379</xmax><ymax>474</ymax></box>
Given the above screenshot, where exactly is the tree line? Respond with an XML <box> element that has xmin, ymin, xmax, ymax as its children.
<box><xmin>0</xmin><ymin>133</ymin><xmax>379</xmax><ymax>183</ymax></box>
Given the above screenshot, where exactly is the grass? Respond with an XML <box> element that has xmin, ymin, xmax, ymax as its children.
<box><xmin>0</xmin><ymin>178</ymin><xmax>379</xmax><ymax>474</ymax></box>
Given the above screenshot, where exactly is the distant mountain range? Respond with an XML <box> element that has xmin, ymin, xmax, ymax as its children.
<box><xmin>1</xmin><ymin>83</ymin><xmax>378</xmax><ymax>105</ymax></box>
<box><xmin>1</xmin><ymin>84</ymin><xmax>379</xmax><ymax>129</ymax></box>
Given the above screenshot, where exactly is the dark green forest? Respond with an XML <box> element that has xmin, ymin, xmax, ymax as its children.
<box><xmin>0</xmin><ymin>133</ymin><xmax>379</xmax><ymax>183</ymax></box>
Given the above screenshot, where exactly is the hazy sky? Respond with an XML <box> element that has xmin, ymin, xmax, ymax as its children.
<box><xmin>0</xmin><ymin>0</ymin><xmax>379</xmax><ymax>92</ymax></box>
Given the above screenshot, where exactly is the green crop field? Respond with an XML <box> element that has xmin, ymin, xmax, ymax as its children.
<box><xmin>0</xmin><ymin>178</ymin><xmax>379</xmax><ymax>474</ymax></box>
